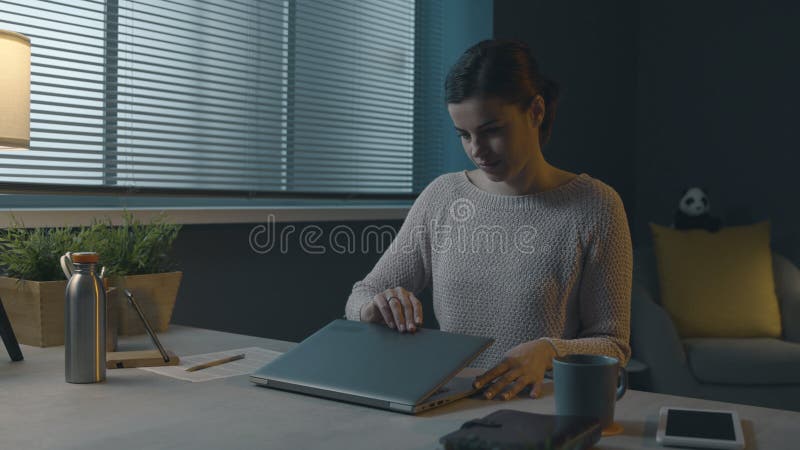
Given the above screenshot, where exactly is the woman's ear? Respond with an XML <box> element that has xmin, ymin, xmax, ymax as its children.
<box><xmin>529</xmin><ymin>95</ymin><xmax>545</xmax><ymax>128</ymax></box>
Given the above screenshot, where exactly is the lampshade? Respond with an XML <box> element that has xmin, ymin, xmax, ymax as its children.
<box><xmin>0</xmin><ymin>30</ymin><xmax>31</xmax><ymax>151</ymax></box>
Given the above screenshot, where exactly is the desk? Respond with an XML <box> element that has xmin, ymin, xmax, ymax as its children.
<box><xmin>1</xmin><ymin>325</ymin><xmax>797</xmax><ymax>450</ymax></box>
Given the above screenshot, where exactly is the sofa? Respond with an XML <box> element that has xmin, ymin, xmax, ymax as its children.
<box><xmin>630</xmin><ymin>247</ymin><xmax>800</xmax><ymax>411</ymax></box>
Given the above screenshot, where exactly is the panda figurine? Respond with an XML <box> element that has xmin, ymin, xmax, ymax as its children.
<box><xmin>674</xmin><ymin>187</ymin><xmax>722</xmax><ymax>232</ymax></box>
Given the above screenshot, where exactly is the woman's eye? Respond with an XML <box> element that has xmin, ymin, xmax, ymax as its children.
<box><xmin>458</xmin><ymin>133</ymin><xmax>471</xmax><ymax>141</ymax></box>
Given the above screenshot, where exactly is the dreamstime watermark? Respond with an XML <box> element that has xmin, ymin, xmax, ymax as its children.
<box><xmin>248</xmin><ymin>219</ymin><xmax>397</xmax><ymax>255</ymax></box>
<box><xmin>248</xmin><ymin>198</ymin><xmax>548</xmax><ymax>255</ymax></box>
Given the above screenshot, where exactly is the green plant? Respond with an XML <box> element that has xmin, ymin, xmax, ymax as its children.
<box><xmin>0</xmin><ymin>212</ymin><xmax>182</xmax><ymax>281</ymax></box>
<box><xmin>0</xmin><ymin>220</ymin><xmax>77</xmax><ymax>281</ymax></box>
<box><xmin>77</xmin><ymin>211</ymin><xmax>182</xmax><ymax>277</ymax></box>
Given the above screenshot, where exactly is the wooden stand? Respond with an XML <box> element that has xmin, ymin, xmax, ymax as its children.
<box><xmin>107</xmin><ymin>350</ymin><xmax>180</xmax><ymax>369</ymax></box>
<box><xmin>107</xmin><ymin>288</ymin><xmax>179</xmax><ymax>369</ymax></box>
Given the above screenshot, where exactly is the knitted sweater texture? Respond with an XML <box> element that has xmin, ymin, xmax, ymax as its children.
<box><xmin>345</xmin><ymin>171</ymin><xmax>632</xmax><ymax>369</ymax></box>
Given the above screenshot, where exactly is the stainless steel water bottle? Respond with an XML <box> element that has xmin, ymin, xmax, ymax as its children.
<box><xmin>65</xmin><ymin>252</ymin><xmax>106</xmax><ymax>383</ymax></box>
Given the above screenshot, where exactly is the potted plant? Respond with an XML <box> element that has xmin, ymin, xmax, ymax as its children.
<box><xmin>0</xmin><ymin>225</ymin><xmax>76</xmax><ymax>346</ymax></box>
<box><xmin>77</xmin><ymin>212</ymin><xmax>182</xmax><ymax>336</ymax></box>
<box><xmin>0</xmin><ymin>213</ymin><xmax>183</xmax><ymax>346</ymax></box>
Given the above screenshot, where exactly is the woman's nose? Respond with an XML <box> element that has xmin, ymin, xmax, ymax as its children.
<box><xmin>469</xmin><ymin>137</ymin><xmax>487</xmax><ymax>157</ymax></box>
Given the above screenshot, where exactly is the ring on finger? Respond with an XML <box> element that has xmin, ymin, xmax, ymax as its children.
<box><xmin>386</xmin><ymin>296</ymin><xmax>400</xmax><ymax>304</ymax></box>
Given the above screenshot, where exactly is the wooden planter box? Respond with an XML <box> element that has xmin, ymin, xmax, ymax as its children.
<box><xmin>0</xmin><ymin>276</ymin><xmax>67</xmax><ymax>347</ymax></box>
<box><xmin>109</xmin><ymin>271</ymin><xmax>182</xmax><ymax>336</ymax></box>
<box><xmin>0</xmin><ymin>271</ymin><xmax>182</xmax><ymax>346</ymax></box>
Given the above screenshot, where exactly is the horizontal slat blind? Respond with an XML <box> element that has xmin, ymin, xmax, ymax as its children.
<box><xmin>0</xmin><ymin>0</ymin><xmax>440</xmax><ymax>196</ymax></box>
<box><xmin>290</xmin><ymin>0</ymin><xmax>414</xmax><ymax>193</ymax></box>
<box><xmin>112</xmin><ymin>0</ymin><xmax>289</xmax><ymax>191</ymax></box>
<box><xmin>413</xmin><ymin>0</ymin><xmax>442</xmax><ymax>192</ymax></box>
<box><xmin>1</xmin><ymin>0</ymin><xmax>106</xmax><ymax>186</ymax></box>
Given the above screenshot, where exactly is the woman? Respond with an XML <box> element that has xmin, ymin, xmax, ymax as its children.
<box><xmin>344</xmin><ymin>39</ymin><xmax>632</xmax><ymax>402</ymax></box>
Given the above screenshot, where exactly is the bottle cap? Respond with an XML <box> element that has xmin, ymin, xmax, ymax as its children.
<box><xmin>71</xmin><ymin>252</ymin><xmax>100</xmax><ymax>264</ymax></box>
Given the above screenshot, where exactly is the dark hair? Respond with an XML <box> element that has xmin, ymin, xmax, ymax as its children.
<box><xmin>445</xmin><ymin>39</ymin><xmax>560</xmax><ymax>147</ymax></box>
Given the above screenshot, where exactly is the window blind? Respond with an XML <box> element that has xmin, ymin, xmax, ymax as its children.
<box><xmin>0</xmin><ymin>0</ymin><xmax>443</xmax><ymax>197</ymax></box>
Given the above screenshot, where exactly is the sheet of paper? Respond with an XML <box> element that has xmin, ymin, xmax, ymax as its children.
<box><xmin>139</xmin><ymin>346</ymin><xmax>282</xmax><ymax>382</ymax></box>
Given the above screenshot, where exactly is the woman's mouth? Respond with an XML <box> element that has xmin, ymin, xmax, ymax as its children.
<box><xmin>477</xmin><ymin>159</ymin><xmax>501</xmax><ymax>170</ymax></box>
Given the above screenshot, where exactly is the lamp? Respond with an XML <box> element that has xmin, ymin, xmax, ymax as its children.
<box><xmin>0</xmin><ymin>29</ymin><xmax>28</xmax><ymax>362</ymax></box>
<box><xmin>0</xmin><ymin>30</ymin><xmax>31</xmax><ymax>151</ymax></box>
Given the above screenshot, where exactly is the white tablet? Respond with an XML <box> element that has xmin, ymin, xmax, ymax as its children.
<box><xmin>656</xmin><ymin>406</ymin><xmax>744</xmax><ymax>449</ymax></box>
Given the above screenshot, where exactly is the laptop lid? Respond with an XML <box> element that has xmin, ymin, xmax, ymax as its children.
<box><xmin>250</xmin><ymin>319</ymin><xmax>493</xmax><ymax>406</ymax></box>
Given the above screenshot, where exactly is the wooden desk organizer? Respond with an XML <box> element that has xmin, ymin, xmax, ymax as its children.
<box><xmin>107</xmin><ymin>288</ymin><xmax>179</xmax><ymax>369</ymax></box>
<box><xmin>107</xmin><ymin>349</ymin><xmax>179</xmax><ymax>369</ymax></box>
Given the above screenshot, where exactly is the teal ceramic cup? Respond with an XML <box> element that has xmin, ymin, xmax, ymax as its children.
<box><xmin>553</xmin><ymin>354</ymin><xmax>627</xmax><ymax>429</ymax></box>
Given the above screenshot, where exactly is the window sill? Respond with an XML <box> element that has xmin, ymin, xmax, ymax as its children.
<box><xmin>0</xmin><ymin>205</ymin><xmax>411</xmax><ymax>227</ymax></box>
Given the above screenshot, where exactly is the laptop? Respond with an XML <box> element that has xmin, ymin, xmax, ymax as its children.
<box><xmin>250</xmin><ymin>319</ymin><xmax>493</xmax><ymax>414</ymax></box>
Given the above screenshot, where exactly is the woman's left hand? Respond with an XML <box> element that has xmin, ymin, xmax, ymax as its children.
<box><xmin>473</xmin><ymin>339</ymin><xmax>557</xmax><ymax>401</ymax></box>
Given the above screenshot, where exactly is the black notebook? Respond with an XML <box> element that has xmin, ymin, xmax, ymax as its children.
<box><xmin>439</xmin><ymin>409</ymin><xmax>602</xmax><ymax>450</ymax></box>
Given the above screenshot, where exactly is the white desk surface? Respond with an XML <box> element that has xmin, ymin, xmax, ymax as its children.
<box><xmin>1</xmin><ymin>325</ymin><xmax>797</xmax><ymax>450</ymax></box>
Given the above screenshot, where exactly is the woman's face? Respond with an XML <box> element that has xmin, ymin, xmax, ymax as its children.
<box><xmin>448</xmin><ymin>95</ymin><xmax>544</xmax><ymax>182</ymax></box>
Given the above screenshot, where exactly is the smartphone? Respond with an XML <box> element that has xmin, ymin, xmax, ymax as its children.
<box><xmin>656</xmin><ymin>406</ymin><xmax>744</xmax><ymax>449</ymax></box>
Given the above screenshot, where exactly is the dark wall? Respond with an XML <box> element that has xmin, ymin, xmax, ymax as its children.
<box><xmin>493</xmin><ymin>0</ymin><xmax>640</xmax><ymax>230</ymax></box>
<box><xmin>169</xmin><ymin>221</ymin><xmax>438</xmax><ymax>342</ymax></box>
<box><xmin>634</xmin><ymin>1</ymin><xmax>800</xmax><ymax>263</ymax></box>
<box><xmin>494</xmin><ymin>0</ymin><xmax>800</xmax><ymax>264</ymax></box>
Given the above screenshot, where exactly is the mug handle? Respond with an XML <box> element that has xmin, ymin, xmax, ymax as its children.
<box><xmin>616</xmin><ymin>366</ymin><xmax>628</xmax><ymax>400</ymax></box>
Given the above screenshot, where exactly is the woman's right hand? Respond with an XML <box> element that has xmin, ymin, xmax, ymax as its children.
<box><xmin>360</xmin><ymin>287</ymin><xmax>423</xmax><ymax>333</ymax></box>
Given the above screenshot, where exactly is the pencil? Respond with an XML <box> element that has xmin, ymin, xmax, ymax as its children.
<box><xmin>185</xmin><ymin>353</ymin><xmax>246</xmax><ymax>372</ymax></box>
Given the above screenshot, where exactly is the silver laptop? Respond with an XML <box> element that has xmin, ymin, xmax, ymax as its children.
<box><xmin>250</xmin><ymin>319</ymin><xmax>493</xmax><ymax>414</ymax></box>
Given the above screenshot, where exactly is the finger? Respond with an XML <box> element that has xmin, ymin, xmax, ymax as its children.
<box><xmin>530</xmin><ymin>379</ymin><xmax>544</xmax><ymax>399</ymax></box>
<box><xmin>409</xmin><ymin>293</ymin><xmax>423</xmax><ymax>326</ymax></box>
<box><xmin>373</xmin><ymin>294</ymin><xmax>394</xmax><ymax>328</ymax></box>
<box><xmin>501</xmin><ymin>376</ymin><xmax>533</xmax><ymax>401</ymax></box>
<box><xmin>387</xmin><ymin>292</ymin><xmax>406</xmax><ymax>332</ymax></box>
<box><xmin>484</xmin><ymin>368</ymin><xmax>522</xmax><ymax>400</ymax></box>
<box><xmin>398</xmin><ymin>293</ymin><xmax>416</xmax><ymax>333</ymax></box>
<box><xmin>474</xmin><ymin>359</ymin><xmax>512</xmax><ymax>389</ymax></box>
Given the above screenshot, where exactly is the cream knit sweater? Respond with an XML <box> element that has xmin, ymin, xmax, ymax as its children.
<box><xmin>345</xmin><ymin>171</ymin><xmax>632</xmax><ymax>369</ymax></box>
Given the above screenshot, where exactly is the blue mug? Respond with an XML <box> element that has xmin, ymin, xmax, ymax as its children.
<box><xmin>553</xmin><ymin>354</ymin><xmax>627</xmax><ymax>429</ymax></box>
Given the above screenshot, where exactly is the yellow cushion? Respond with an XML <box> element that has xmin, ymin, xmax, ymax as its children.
<box><xmin>649</xmin><ymin>221</ymin><xmax>782</xmax><ymax>338</ymax></box>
